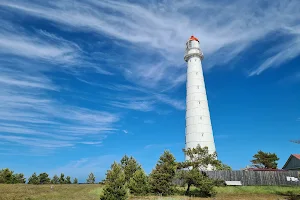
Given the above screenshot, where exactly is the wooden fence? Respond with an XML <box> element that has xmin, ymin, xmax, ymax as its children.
<box><xmin>204</xmin><ymin>170</ymin><xmax>300</xmax><ymax>186</ymax></box>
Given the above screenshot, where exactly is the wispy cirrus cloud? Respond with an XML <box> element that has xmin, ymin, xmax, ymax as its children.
<box><xmin>79</xmin><ymin>141</ymin><xmax>102</xmax><ymax>145</ymax></box>
<box><xmin>0</xmin><ymin>19</ymin><xmax>113</xmax><ymax>75</ymax></box>
<box><xmin>0</xmin><ymin>0</ymin><xmax>299</xmax><ymax>155</ymax></box>
<box><xmin>109</xmin><ymin>100</ymin><xmax>155</xmax><ymax>112</ymax></box>
<box><xmin>1</xmin><ymin>0</ymin><xmax>299</xmax><ymax>82</ymax></box>
<box><xmin>144</xmin><ymin>120</ymin><xmax>155</xmax><ymax>124</ymax></box>
<box><xmin>0</xmin><ymin>59</ymin><xmax>119</xmax><ymax>151</ymax></box>
<box><xmin>249</xmin><ymin>37</ymin><xmax>300</xmax><ymax>76</ymax></box>
<box><xmin>0</xmin><ymin>21</ymin><xmax>79</xmax><ymax>64</ymax></box>
<box><xmin>107</xmin><ymin>93</ymin><xmax>184</xmax><ymax>112</ymax></box>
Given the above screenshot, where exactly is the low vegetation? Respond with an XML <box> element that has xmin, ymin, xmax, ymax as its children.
<box><xmin>1</xmin><ymin>184</ymin><xmax>300</xmax><ymax>200</ymax></box>
<box><xmin>0</xmin><ymin>147</ymin><xmax>295</xmax><ymax>200</ymax></box>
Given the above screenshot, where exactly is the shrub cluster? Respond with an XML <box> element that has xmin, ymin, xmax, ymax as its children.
<box><xmin>100</xmin><ymin>145</ymin><xmax>229</xmax><ymax>199</ymax></box>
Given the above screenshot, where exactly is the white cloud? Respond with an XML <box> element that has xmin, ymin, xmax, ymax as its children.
<box><xmin>155</xmin><ymin>94</ymin><xmax>185</xmax><ymax>110</ymax></box>
<box><xmin>1</xmin><ymin>0</ymin><xmax>299</xmax><ymax>80</ymax></box>
<box><xmin>0</xmin><ymin>20</ymin><xmax>112</xmax><ymax>76</ymax></box>
<box><xmin>144</xmin><ymin>120</ymin><xmax>155</xmax><ymax>124</ymax></box>
<box><xmin>0</xmin><ymin>135</ymin><xmax>73</xmax><ymax>148</ymax></box>
<box><xmin>109</xmin><ymin>100</ymin><xmax>155</xmax><ymax>112</ymax></box>
<box><xmin>0</xmin><ymin>59</ymin><xmax>119</xmax><ymax>151</ymax></box>
<box><xmin>79</xmin><ymin>141</ymin><xmax>102</xmax><ymax>145</ymax></box>
<box><xmin>249</xmin><ymin>37</ymin><xmax>300</xmax><ymax>76</ymax></box>
<box><xmin>0</xmin><ymin>0</ymin><xmax>299</xmax><ymax>153</ymax></box>
<box><xmin>0</xmin><ymin>23</ymin><xmax>79</xmax><ymax>64</ymax></box>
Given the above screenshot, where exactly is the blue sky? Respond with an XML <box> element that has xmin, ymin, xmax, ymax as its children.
<box><xmin>0</xmin><ymin>0</ymin><xmax>299</xmax><ymax>182</ymax></box>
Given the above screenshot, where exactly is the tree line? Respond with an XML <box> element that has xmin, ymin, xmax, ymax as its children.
<box><xmin>100</xmin><ymin>145</ymin><xmax>231</xmax><ymax>200</ymax></box>
<box><xmin>99</xmin><ymin>147</ymin><xmax>281</xmax><ymax>199</ymax></box>
<box><xmin>0</xmin><ymin>146</ymin><xmax>280</xmax><ymax>200</ymax></box>
<box><xmin>0</xmin><ymin>169</ymin><xmax>97</xmax><ymax>184</ymax></box>
<box><xmin>0</xmin><ymin>168</ymin><xmax>26</xmax><ymax>184</ymax></box>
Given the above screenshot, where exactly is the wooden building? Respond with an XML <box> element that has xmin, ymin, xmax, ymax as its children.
<box><xmin>282</xmin><ymin>154</ymin><xmax>300</xmax><ymax>171</ymax></box>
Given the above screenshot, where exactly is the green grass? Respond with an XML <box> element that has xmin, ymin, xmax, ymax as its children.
<box><xmin>215</xmin><ymin>186</ymin><xmax>300</xmax><ymax>195</ymax></box>
<box><xmin>1</xmin><ymin>184</ymin><xmax>300</xmax><ymax>200</ymax></box>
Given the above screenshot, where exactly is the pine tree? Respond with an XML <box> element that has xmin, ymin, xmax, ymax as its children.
<box><xmin>120</xmin><ymin>155</ymin><xmax>129</xmax><ymax>168</ymax></box>
<box><xmin>0</xmin><ymin>168</ymin><xmax>14</xmax><ymax>183</ymax></box>
<box><xmin>251</xmin><ymin>150</ymin><xmax>279</xmax><ymax>169</ymax></box>
<box><xmin>28</xmin><ymin>172</ymin><xmax>39</xmax><ymax>184</ymax></box>
<box><xmin>12</xmin><ymin>173</ymin><xmax>26</xmax><ymax>184</ymax></box>
<box><xmin>59</xmin><ymin>173</ymin><xmax>65</xmax><ymax>184</ymax></box>
<box><xmin>100</xmin><ymin>162</ymin><xmax>128</xmax><ymax>200</ymax></box>
<box><xmin>178</xmin><ymin>145</ymin><xmax>220</xmax><ymax>197</ymax></box>
<box><xmin>65</xmin><ymin>176</ymin><xmax>71</xmax><ymax>184</ymax></box>
<box><xmin>120</xmin><ymin>155</ymin><xmax>141</xmax><ymax>183</ymax></box>
<box><xmin>38</xmin><ymin>173</ymin><xmax>50</xmax><ymax>184</ymax></box>
<box><xmin>128</xmin><ymin>169</ymin><xmax>149</xmax><ymax>195</ymax></box>
<box><xmin>86</xmin><ymin>172</ymin><xmax>95</xmax><ymax>184</ymax></box>
<box><xmin>149</xmin><ymin>151</ymin><xmax>177</xmax><ymax>195</ymax></box>
<box><xmin>51</xmin><ymin>175</ymin><xmax>59</xmax><ymax>184</ymax></box>
<box><xmin>73</xmin><ymin>178</ymin><xmax>78</xmax><ymax>184</ymax></box>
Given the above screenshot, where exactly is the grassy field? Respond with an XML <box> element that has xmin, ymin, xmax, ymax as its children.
<box><xmin>0</xmin><ymin>184</ymin><xmax>300</xmax><ymax>200</ymax></box>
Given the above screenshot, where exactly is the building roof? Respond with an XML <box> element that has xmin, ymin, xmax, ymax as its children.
<box><xmin>282</xmin><ymin>154</ymin><xmax>300</xmax><ymax>169</ymax></box>
<box><xmin>293</xmin><ymin>154</ymin><xmax>300</xmax><ymax>160</ymax></box>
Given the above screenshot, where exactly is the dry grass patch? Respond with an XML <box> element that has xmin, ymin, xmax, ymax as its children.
<box><xmin>0</xmin><ymin>184</ymin><xmax>99</xmax><ymax>200</ymax></box>
<box><xmin>1</xmin><ymin>184</ymin><xmax>299</xmax><ymax>200</ymax></box>
<box><xmin>130</xmin><ymin>194</ymin><xmax>284</xmax><ymax>200</ymax></box>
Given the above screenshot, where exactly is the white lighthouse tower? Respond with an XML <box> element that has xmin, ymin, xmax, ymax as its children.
<box><xmin>184</xmin><ymin>36</ymin><xmax>216</xmax><ymax>160</ymax></box>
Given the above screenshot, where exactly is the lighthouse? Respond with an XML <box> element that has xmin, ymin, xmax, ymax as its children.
<box><xmin>184</xmin><ymin>36</ymin><xmax>216</xmax><ymax>160</ymax></box>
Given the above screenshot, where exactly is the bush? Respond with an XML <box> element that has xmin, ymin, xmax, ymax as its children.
<box><xmin>192</xmin><ymin>174</ymin><xmax>216</xmax><ymax>197</ymax></box>
<box><xmin>176</xmin><ymin>169</ymin><xmax>216</xmax><ymax>197</ymax></box>
<box><xmin>213</xmin><ymin>179</ymin><xmax>226</xmax><ymax>187</ymax></box>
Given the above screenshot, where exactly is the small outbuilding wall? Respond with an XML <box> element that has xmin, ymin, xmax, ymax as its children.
<box><xmin>283</xmin><ymin>154</ymin><xmax>300</xmax><ymax>171</ymax></box>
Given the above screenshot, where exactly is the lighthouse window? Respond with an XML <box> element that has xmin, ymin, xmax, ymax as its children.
<box><xmin>198</xmin><ymin>101</ymin><xmax>201</xmax><ymax>104</ymax></box>
<box><xmin>197</xmin><ymin>85</ymin><xmax>199</xmax><ymax>89</ymax></box>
